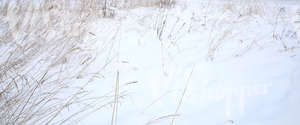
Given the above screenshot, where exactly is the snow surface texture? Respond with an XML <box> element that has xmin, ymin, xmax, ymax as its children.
<box><xmin>81</xmin><ymin>0</ymin><xmax>300</xmax><ymax>125</ymax></box>
<box><xmin>0</xmin><ymin>0</ymin><xmax>299</xmax><ymax>125</ymax></box>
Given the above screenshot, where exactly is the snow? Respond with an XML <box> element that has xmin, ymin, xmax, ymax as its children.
<box><xmin>1</xmin><ymin>0</ymin><xmax>299</xmax><ymax>124</ymax></box>
<box><xmin>77</xmin><ymin>0</ymin><xmax>300</xmax><ymax>125</ymax></box>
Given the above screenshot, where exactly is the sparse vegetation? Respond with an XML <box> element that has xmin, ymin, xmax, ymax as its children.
<box><xmin>0</xmin><ymin>0</ymin><xmax>299</xmax><ymax>125</ymax></box>
<box><xmin>0</xmin><ymin>0</ymin><xmax>118</xmax><ymax>124</ymax></box>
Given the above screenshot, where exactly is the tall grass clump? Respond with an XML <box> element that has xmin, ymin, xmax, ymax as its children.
<box><xmin>0</xmin><ymin>0</ymin><xmax>118</xmax><ymax>124</ymax></box>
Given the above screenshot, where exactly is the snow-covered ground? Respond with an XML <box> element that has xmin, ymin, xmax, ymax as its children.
<box><xmin>78</xmin><ymin>0</ymin><xmax>300</xmax><ymax>125</ymax></box>
<box><xmin>1</xmin><ymin>0</ymin><xmax>299</xmax><ymax>125</ymax></box>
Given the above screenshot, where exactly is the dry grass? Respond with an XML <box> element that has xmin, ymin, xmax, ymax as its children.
<box><xmin>111</xmin><ymin>71</ymin><xmax>120</xmax><ymax>125</ymax></box>
<box><xmin>0</xmin><ymin>0</ymin><xmax>167</xmax><ymax>124</ymax></box>
<box><xmin>1</xmin><ymin>0</ymin><xmax>298</xmax><ymax>124</ymax></box>
<box><xmin>0</xmin><ymin>0</ymin><xmax>118</xmax><ymax>124</ymax></box>
<box><xmin>118</xmin><ymin>0</ymin><xmax>176</xmax><ymax>8</ymax></box>
<box><xmin>146</xmin><ymin>114</ymin><xmax>180</xmax><ymax>125</ymax></box>
<box><xmin>205</xmin><ymin>0</ymin><xmax>300</xmax><ymax>60</ymax></box>
<box><xmin>170</xmin><ymin>65</ymin><xmax>194</xmax><ymax>125</ymax></box>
